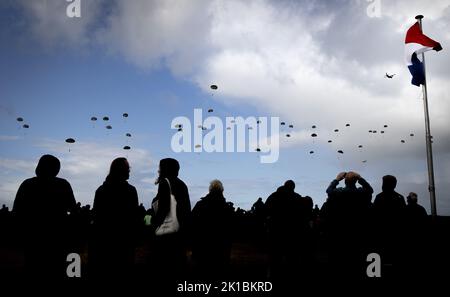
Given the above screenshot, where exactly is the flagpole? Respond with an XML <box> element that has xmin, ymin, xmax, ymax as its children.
<box><xmin>415</xmin><ymin>15</ymin><xmax>437</xmax><ymax>217</ymax></box>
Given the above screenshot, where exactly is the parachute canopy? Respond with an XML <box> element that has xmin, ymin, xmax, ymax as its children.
<box><xmin>208</xmin><ymin>109</ymin><xmax>214</xmax><ymax>113</ymax></box>
<box><xmin>256</xmin><ymin>148</ymin><xmax>261</xmax><ymax>152</ymax></box>
<box><xmin>328</xmin><ymin>140</ymin><xmax>332</xmax><ymax>143</ymax></box>
<box><xmin>289</xmin><ymin>124</ymin><xmax>294</xmax><ymax>128</ymax></box>
<box><xmin>337</xmin><ymin>150</ymin><xmax>344</xmax><ymax>154</ymax></box>
<box><xmin>280</xmin><ymin>122</ymin><xmax>285</xmax><ymax>126</ymax></box>
<box><xmin>410</xmin><ymin>133</ymin><xmax>415</xmax><ymax>137</ymax></box>
<box><xmin>311</xmin><ymin>133</ymin><xmax>317</xmax><ymax>137</ymax></box>
<box><xmin>123</xmin><ymin>113</ymin><xmax>128</xmax><ymax>118</ymax></box>
<box><xmin>106</xmin><ymin>125</ymin><xmax>112</xmax><ymax>129</ymax></box>
<box><xmin>358</xmin><ymin>145</ymin><xmax>363</xmax><ymax>148</ymax></box>
<box><xmin>65</xmin><ymin>138</ymin><xmax>75</xmax><ymax>143</ymax></box>
<box><xmin>123</xmin><ymin>146</ymin><xmax>131</xmax><ymax>150</ymax></box>
<box><xmin>126</xmin><ymin>133</ymin><xmax>132</xmax><ymax>137</ymax></box>
<box><xmin>286</xmin><ymin>134</ymin><xmax>291</xmax><ymax>137</ymax></box>
<box><xmin>334</xmin><ymin>129</ymin><xmax>339</xmax><ymax>132</ymax></box>
<box><xmin>312</xmin><ymin>125</ymin><xmax>316</xmax><ymax>129</ymax></box>
<box><xmin>16</xmin><ymin>117</ymin><xmax>24</xmax><ymax>122</ymax></box>
<box><xmin>401</xmin><ymin>140</ymin><xmax>405</xmax><ymax>143</ymax></box>
<box><xmin>91</xmin><ymin>116</ymin><xmax>97</xmax><ymax>121</ymax></box>
<box><xmin>210</xmin><ymin>84</ymin><xmax>218</xmax><ymax>90</ymax></box>
<box><xmin>195</xmin><ymin>144</ymin><xmax>201</xmax><ymax>148</ymax></box>
<box><xmin>103</xmin><ymin>116</ymin><xmax>109</xmax><ymax>121</ymax></box>
<box><xmin>345</xmin><ymin>123</ymin><xmax>350</xmax><ymax>127</ymax></box>
<box><xmin>309</xmin><ymin>151</ymin><xmax>314</xmax><ymax>154</ymax></box>
<box><xmin>23</xmin><ymin>124</ymin><xmax>29</xmax><ymax>128</ymax></box>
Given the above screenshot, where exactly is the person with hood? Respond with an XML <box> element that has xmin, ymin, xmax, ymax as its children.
<box><xmin>151</xmin><ymin>158</ymin><xmax>191</xmax><ymax>282</ymax></box>
<box><xmin>191</xmin><ymin>179</ymin><xmax>233</xmax><ymax>279</ymax></box>
<box><xmin>91</xmin><ymin>157</ymin><xmax>139</xmax><ymax>278</ymax></box>
<box><xmin>13</xmin><ymin>154</ymin><xmax>76</xmax><ymax>278</ymax></box>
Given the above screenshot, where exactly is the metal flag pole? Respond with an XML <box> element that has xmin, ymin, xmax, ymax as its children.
<box><xmin>415</xmin><ymin>15</ymin><xmax>437</xmax><ymax>217</ymax></box>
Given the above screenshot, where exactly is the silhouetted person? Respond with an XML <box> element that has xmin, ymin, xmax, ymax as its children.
<box><xmin>191</xmin><ymin>180</ymin><xmax>233</xmax><ymax>279</ymax></box>
<box><xmin>265</xmin><ymin>180</ymin><xmax>313</xmax><ymax>279</ymax></box>
<box><xmin>13</xmin><ymin>154</ymin><xmax>76</xmax><ymax>278</ymax></box>
<box><xmin>325</xmin><ymin>171</ymin><xmax>373</xmax><ymax>278</ymax></box>
<box><xmin>90</xmin><ymin>157</ymin><xmax>139</xmax><ymax>279</ymax></box>
<box><xmin>151</xmin><ymin>158</ymin><xmax>191</xmax><ymax>283</ymax></box>
<box><xmin>405</xmin><ymin>192</ymin><xmax>427</xmax><ymax>224</ymax></box>
<box><xmin>373</xmin><ymin>175</ymin><xmax>406</xmax><ymax>271</ymax></box>
<box><xmin>403</xmin><ymin>192</ymin><xmax>429</xmax><ymax>277</ymax></box>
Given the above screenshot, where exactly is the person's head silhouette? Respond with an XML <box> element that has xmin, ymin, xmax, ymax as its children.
<box><xmin>284</xmin><ymin>180</ymin><xmax>295</xmax><ymax>192</ymax></box>
<box><xmin>344</xmin><ymin>171</ymin><xmax>359</xmax><ymax>187</ymax></box>
<box><xmin>35</xmin><ymin>154</ymin><xmax>60</xmax><ymax>178</ymax></box>
<box><xmin>209</xmin><ymin>179</ymin><xmax>224</xmax><ymax>194</ymax></box>
<box><xmin>382</xmin><ymin>175</ymin><xmax>397</xmax><ymax>192</ymax></box>
<box><xmin>106</xmin><ymin>157</ymin><xmax>130</xmax><ymax>182</ymax></box>
<box><xmin>407</xmin><ymin>192</ymin><xmax>418</xmax><ymax>205</ymax></box>
<box><xmin>158</xmin><ymin>158</ymin><xmax>180</xmax><ymax>178</ymax></box>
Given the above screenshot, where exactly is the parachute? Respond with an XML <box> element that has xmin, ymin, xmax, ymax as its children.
<box><xmin>280</xmin><ymin>122</ymin><xmax>286</xmax><ymax>126</ymax></box>
<box><xmin>334</xmin><ymin>129</ymin><xmax>339</xmax><ymax>132</ymax></box>
<box><xmin>289</xmin><ymin>124</ymin><xmax>294</xmax><ymax>128</ymax></box>
<box><xmin>65</xmin><ymin>138</ymin><xmax>75</xmax><ymax>152</ymax></box>
<box><xmin>123</xmin><ymin>146</ymin><xmax>131</xmax><ymax>150</ymax></box>
<box><xmin>328</xmin><ymin>140</ymin><xmax>332</xmax><ymax>143</ymax></box>
<box><xmin>312</xmin><ymin>125</ymin><xmax>316</xmax><ymax>129</ymax></box>
<box><xmin>256</xmin><ymin>148</ymin><xmax>261</xmax><ymax>152</ymax></box>
<box><xmin>358</xmin><ymin>145</ymin><xmax>363</xmax><ymax>148</ymax></box>
<box><xmin>195</xmin><ymin>144</ymin><xmax>201</xmax><ymax>149</ymax></box>
<box><xmin>22</xmin><ymin>124</ymin><xmax>29</xmax><ymax>129</ymax></box>
<box><xmin>384</xmin><ymin>125</ymin><xmax>388</xmax><ymax>128</ymax></box>
<box><xmin>126</xmin><ymin>133</ymin><xmax>132</xmax><ymax>137</ymax></box>
<box><xmin>286</xmin><ymin>134</ymin><xmax>291</xmax><ymax>137</ymax></box>
<box><xmin>208</xmin><ymin>109</ymin><xmax>214</xmax><ymax>113</ymax></box>
<box><xmin>103</xmin><ymin>116</ymin><xmax>109</xmax><ymax>121</ymax></box>
<box><xmin>91</xmin><ymin>116</ymin><xmax>97</xmax><ymax>121</ymax></box>
<box><xmin>210</xmin><ymin>84</ymin><xmax>218</xmax><ymax>90</ymax></box>
<box><xmin>401</xmin><ymin>140</ymin><xmax>406</xmax><ymax>143</ymax></box>
<box><xmin>123</xmin><ymin>113</ymin><xmax>128</xmax><ymax>118</ymax></box>
<box><xmin>311</xmin><ymin>133</ymin><xmax>317</xmax><ymax>137</ymax></box>
<box><xmin>410</xmin><ymin>133</ymin><xmax>415</xmax><ymax>137</ymax></box>
<box><xmin>345</xmin><ymin>123</ymin><xmax>350</xmax><ymax>127</ymax></box>
<box><xmin>309</xmin><ymin>151</ymin><xmax>314</xmax><ymax>154</ymax></box>
<box><xmin>106</xmin><ymin>125</ymin><xmax>112</xmax><ymax>129</ymax></box>
<box><xmin>16</xmin><ymin>117</ymin><xmax>24</xmax><ymax>122</ymax></box>
<box><xmin>337</xmin><ymin>150</ymin><xmax>344</xmax><ymax>154</ymax></box>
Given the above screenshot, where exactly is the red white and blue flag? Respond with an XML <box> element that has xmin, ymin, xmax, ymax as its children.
<box><xmin>405</xmin><ymin>22</ymin><xmax>442</xmax><ymax>86</ymax></box>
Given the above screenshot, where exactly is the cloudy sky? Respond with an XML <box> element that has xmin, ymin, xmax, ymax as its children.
<box><xmin>1</xmin><ymin>0</ymin><xmax>449</xmax><ymax>214</ymax></box>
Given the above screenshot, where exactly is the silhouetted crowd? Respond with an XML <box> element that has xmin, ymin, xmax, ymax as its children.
<box><xmin>0</xmin><ymin>154</ymin><xmax>448</xmax><ymax>287</ymax></box>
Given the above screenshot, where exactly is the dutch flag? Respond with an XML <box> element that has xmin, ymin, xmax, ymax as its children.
<box><xmin>405</xmin><ymin>22</ymin><xmax>442</xmax><ymax>87</ymax></box>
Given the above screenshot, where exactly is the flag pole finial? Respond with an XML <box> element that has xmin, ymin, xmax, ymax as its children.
<box><xmin>415</xmin><ymin>15</ymin><xmax>424</xmax><ymax>20</ymax></box>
